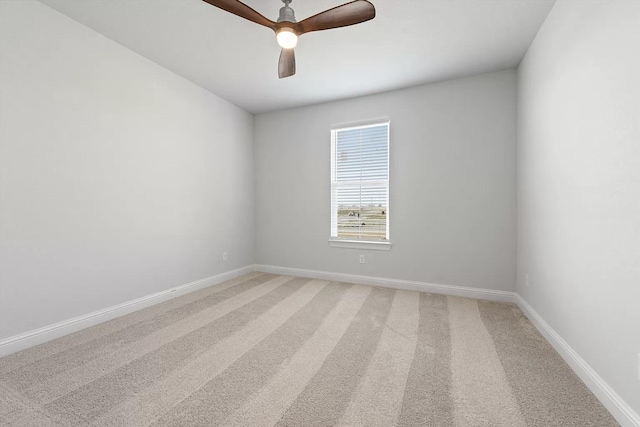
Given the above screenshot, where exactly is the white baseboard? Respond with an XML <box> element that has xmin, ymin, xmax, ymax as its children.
<box><xmin>516</xmin><ymin>295</ymin><xmax>640</xmax><ymax>427</ymax></box>
<box><xmin>0</xmin><ymin>265</ymin><xmax>254</xmax><ymax>358</ymax></box>
<box><xmin>253</xmin><ymin>264</ymin><xmax>516</xmax><ymax>303</ymax></box>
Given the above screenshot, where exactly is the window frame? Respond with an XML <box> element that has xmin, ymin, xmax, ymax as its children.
<box><xmin>329</xmin><ymin>119</ymin><xmax>392</xmax><ymax>251</ymax></box>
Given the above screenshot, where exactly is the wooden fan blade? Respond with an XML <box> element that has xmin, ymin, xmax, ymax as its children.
<box><xmin>278</xmin><ymin>48</ymin><xmax>296</xmax><ymax>78</ymax></box>
<box><xmin>293</xmin><ymin>0</ymin><xmax>375</xmax><ymax>35</ymax></box>
<box><xmin>202</xmin><ymin>0</ymin><xmax>276</xmax><ymax>30</ymax></box>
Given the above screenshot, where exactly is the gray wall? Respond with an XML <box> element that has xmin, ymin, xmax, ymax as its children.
<box><xmin>0</xmin><ymin>1</ymin><xmax>255</xmax><ymax>340</ymax></box>
<box><xmin>255</xmin><ymin>70</ymin><xmax>517</xmax><ymax>292</ymax></box>
<box><xmin>517</xmin><ymin>0</ymin><xmax>640</xmax><ymax>414</ymax></box>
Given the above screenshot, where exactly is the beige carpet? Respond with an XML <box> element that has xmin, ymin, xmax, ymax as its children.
<box><xmin>0</xmin><ymin>273</ymin><xmax>618</xmax><ymax>426</ymax></box>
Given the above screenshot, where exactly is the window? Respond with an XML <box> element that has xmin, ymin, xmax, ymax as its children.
<box><xmin>330</xmin><ymin>121</ymin><xmax>390</xmax><ymax>249</ymax></box>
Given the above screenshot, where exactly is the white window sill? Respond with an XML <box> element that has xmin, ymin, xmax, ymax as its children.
<box><xmin>328</xmin><ymin>239</ymin><xmax>392</xmax><ymax>251</ymax></box>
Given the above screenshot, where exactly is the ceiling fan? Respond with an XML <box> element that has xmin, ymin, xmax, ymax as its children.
<box><xmin>202</xmin><ymin>0</ymin><xmax>376</xmax><ymax>78</ymax></box>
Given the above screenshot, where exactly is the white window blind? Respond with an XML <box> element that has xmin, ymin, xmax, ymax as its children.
<box><xmin>331</xmin><ymin>121</ymin><xmax>389</xmax><ymax>242</ymax></box>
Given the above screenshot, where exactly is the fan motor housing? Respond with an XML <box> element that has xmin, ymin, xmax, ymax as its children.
<box><xmin>278</xmin><ymin>0</ymin><xmax>296</xmax><ymax>23</ymax></box>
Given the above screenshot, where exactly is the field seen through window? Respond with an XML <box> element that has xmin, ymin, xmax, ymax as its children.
<box><xmin>336</xmin><ymin>205</ymin><xmax>387</xmax><ymax>240</ymax></box>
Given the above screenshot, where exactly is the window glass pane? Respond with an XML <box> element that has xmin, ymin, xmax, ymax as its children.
<box><xmin>335</xmin><ymin>126</ymin><xmax>388</xmax><ymax>181</ymax></box>
<box><xmin>331</xmin><ymin>122</ymin><xmax>389</xmax><ymax>241</ymax></box>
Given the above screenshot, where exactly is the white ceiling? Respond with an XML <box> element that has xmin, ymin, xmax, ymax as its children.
<box><xmin>39</xmin><ymin>0</ymin><xmax>555</xmax><ymax>114</ymax></box>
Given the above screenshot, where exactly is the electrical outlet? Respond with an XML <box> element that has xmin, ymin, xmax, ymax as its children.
<box><xmin>525</xmin><ymin>273</ymin><xmax>530</xmax><ymax>287</ymax></box>
<box><xmin>359</xmin><ymin>254</ymin><xmax>365</xmax><ymax>264</ymax></box>
<box><xmin>223</xmin><ymin>252</ymin><xmax>228</xmax><ymax>261</ymax></box>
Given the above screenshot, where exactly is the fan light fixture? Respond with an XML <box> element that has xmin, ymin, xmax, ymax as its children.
<box><xmin>202</xmin><ymin>0</ymin><xmax>376</xmax><ymax>78</ymax></box>
<box><xmin>276</xmin><ymin>27</ymin><xmax>298</xmax><ymax>49</ymax></box>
